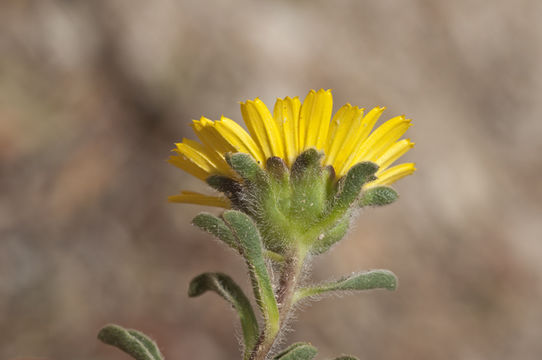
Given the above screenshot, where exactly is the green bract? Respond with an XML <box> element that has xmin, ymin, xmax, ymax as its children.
<box><xmin>206</xmin><ymin>150</ymin><xmax>396</xmax><ymax>255</ymax></box>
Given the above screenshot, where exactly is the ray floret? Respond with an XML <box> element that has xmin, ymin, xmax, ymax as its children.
<box><xmin>169</xmin><ymin>89</ymin><xmax>415</xmax><ymax>208</ymax></box>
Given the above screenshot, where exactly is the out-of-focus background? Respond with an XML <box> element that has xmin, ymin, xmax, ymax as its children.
<box><xmin>2</xmin><ymin>1</ymin><xmax>542</xmax><ymax>359</ymax></box>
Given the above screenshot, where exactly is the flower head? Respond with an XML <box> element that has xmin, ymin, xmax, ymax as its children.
<box><xmin>169</xmin><ymin>89</ymin><xmax>415</xmax><ymax>208</ymax></box>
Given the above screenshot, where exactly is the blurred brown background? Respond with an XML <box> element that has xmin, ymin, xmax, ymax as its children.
<box><xmin>2</xmin><ymin>1</ymin><xmax>542</xmax><ymax>359</ymax></box>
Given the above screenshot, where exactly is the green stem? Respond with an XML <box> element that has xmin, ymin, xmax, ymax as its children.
<box><xmin>249</xmin><ymin>245</ymin><xmax>307</xmax><ymax>360</ymax></box>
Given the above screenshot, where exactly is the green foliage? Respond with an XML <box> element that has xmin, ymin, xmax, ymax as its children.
<box><xmin>192</xmin><ymin>212</ymin><xmax>285</xmax><ymax>263</ymax></box>
<box><xmin>294</xmin><ymin>269</ymin><xmax>397</xmax><ymax>302</ymax></box>
<box><xmin>265</xmin><ymin>249</ymin><xmax>286</xmax><ymax>262</ymax></box>
<box><xmin>222</xmin><ymin>210</ymin><xmax>280</xmax><ymax>336</ymax></box>
<box><xmin>127</xmin><ymin>330</ymin><xmax>164</xmax><ymax>360</ymax></box>
<box><xmin>323</xmin><ymin>165</ymin><xmax>337</xmax><ymax>200</ymax></box>
<box><xmin>153</xmin><ymin>153</ymin><xmax>403</xmax><ymax>360</ymax></box>
<box><xmin>360</xmin><ymin>186</ymin><xmax>398</xmax><ymax>207</ymax></box>
<box><xmin>201</xmin><ymin>154</ymin><xmax>396</xmax><ymax>257</ymax></box>
<box><xmin>331</xmin><ymin>162</ymin><xmax>379</xmax><ymax>214</ymax></box>
<box><xmin>298</xmin><ymin>161</ymin><xmax>378</xmax><ymax>249</ymax></box>
<box><xmin>226</xmin><ymin>152</ymin><xmax>267</xmax><ymax>182</ymax></box>
<box><xmin>290</xmin><ymin>149</ymin><xmax>328</xmax><ymax>227</ymax></box>
<box><xmin>188</xmin><ymin>272</ymin><xmax>259</xmax><ymax>355</ymax></box>
<box><xmin>266</xmin><ymin>156</ymin><xmax>289</xmax><ymax>181</ymax></box>
<box><xmin>309</xmin><ymin>216</ymin><xmax>350</xmax><ymax>255</ymax></box>
<box><xmin>290</xmin><ymin>148</ymin><xmax>323</xmax><ymax>180</ymax></box>
<box><xmin>206</xmin><ymin>174</ymin><xmax>241</xmax><ymax>194</ymax></box>
<box><xmin>274</xmin><ymin>342</ymin><xmax>318</xmax><ymax>360</ymax></box>
<box><xmin>98</xmin><ymin>324</ymin><xmax>163</xmax><ymax>360</ymax></box>
<box><xmin>192</xmin><ymin>212</ymin><xmax>238</xmax><ymax>250</ymax></box>
<box><xmin>206</xmin><ymin>175</ymin><xmax>243</xmax><ymax>207</ymax></box>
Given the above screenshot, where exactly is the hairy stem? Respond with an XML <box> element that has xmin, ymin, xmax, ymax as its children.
<box><xmin>249</xmin><ymin>246</ymin><xmax>307</xmax><ymax>360</ymax></box>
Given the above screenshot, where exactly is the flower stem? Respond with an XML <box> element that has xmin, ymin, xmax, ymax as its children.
<box><xmin>249</xmin><ymin>246</ymin><xmax>307</xmax><ymax>360</ymax></box>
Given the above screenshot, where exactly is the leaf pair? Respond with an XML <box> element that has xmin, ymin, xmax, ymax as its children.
<box><xmin>193</xmin><ymin>212</ymin><xmax>284</xmax><ymax>262</ymax></box>
<box><xmin>304</xmin><ymin>160</ymin><xmax>397</xmax><ymax>254</ymax></box>
<box><xmin>192</xmin><ymin>210</ymin><xmax>280</xmax><ymax>359</ymax></box>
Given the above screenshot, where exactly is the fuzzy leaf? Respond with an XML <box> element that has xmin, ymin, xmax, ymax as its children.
<box><xmin>310</xmin><ymin>216</ymin><xmax>350</xmax><ymax>255</ymax></box>
<box><xmin>98</xmin><ymin>324</ymin><xmax>163</xmax><ymax>360</ymax></box>
<box><xmin>206</xmin><ymin>175</ymin><xmax>241</xmax><ymax>194</ymax></box>
<box><xmin>266</xmin><ymin>156</ymin><xmax>289</xmax><ymax>181</ymax></box>
<box><xmin>305</xmin><ymin>162</ymin><xmax>378</xmax><ymax>244</ymax></box>
<box><xmin>127</xmin><ymin>330</ymin><xmax>164</xmax><ymax>360</ymax></box>
<box><xmin>332</xmin><ymin>162</ymin><xmax>379</xmax><ymax>213</ymax></box>
<box><xmin>222</xmin><ymin>210</ymin><xmax>280</xmax><ymax>335</ymax></box>
<box><xmin>192</xmin><ymin>212</ymin><xmax>238</xmax><ymax>250</ymax></box>
<box><xmin>226</xmin><ymin>152</ymin><xmax>266</xmax><ymax>182</ymax></box>
<box><xmin>188</xmin><ymin>272</ymin><xmax>259</xmax><ymax>354</ymax></box>
<box><xmin>290</xmin><ymin>149</ymin><xmax>328</xmax><ymax>224</ymax></box>
<box><xmin>275</xmin><ymin>342</ymin><xmax>318</xmax><ymax>360</ymax></box>
<box><xmin>206</xmin><ymin>175</ymin><xmax>244</xmax><ymax>209</ymax></box>
<box><xmin>290</xmin><ymin>149</ymin><xmax>323</xmax><ymax>181</ymax></box>
<box><xmin>360</xmin><ymin>186</ymin><xmax>398</xmax><ymax>207</ymax></box>
<box><xmin>323</xmin><ymin>165</ymin><xmax>337</xmax><ymax>199</ymax></box>
<box><xmin>294</xmin><ymin>269</ymin><xmax>397</xmax><ymax>303</ymax></box>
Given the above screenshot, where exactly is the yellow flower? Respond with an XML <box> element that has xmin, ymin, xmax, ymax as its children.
<box><xmin>169</xmin><ymin>89</ymin><xmax>415</xmax><ymax>208</ymax></box>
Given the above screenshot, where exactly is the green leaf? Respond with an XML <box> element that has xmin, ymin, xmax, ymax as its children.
<box><xmin>206</xmin><ymin>174</ymin><xmax>241</xmax><ymax>194</ymax></box>
<box><xmin>127</xmin><ymin>330</ymin><xmax>164</xmax><ymax>360</ymax></box>
<box><xmin>323</xmin><ymin>165</ymin><xmax>337</xmax><ymax>199</ymax></box>
<box><xmin>274</xmin><ymin>342</ymin><xmax>318</xmax><ymax>360</ymax></box>
<box><xmin>98</xmin><ymin>324</ymin><xmax>163</xmax><ymax>360</ymax></box>
<box><xmin>222</xmin><ymin>210</ymin><xmax>280</xmax><ymax>336</ymax></box>
<box><xmin>290</xmin><ymin>148</ymin><xmax>323</xmax><ymax>180</ymax></box>
<box><xmin>310</xmin><ymin>216</ymin><xmax>350</xmax><ymax>255</ymax></box>
<box><xmin>266</xmin><ymin>156</ymin><xmax>289</xmax><ymax>181</ymax></box>
<box><xmin>294</xmin><ymin>269</ymin><xmax>398</xmax><ymax>303</ymax></box>
<box><xmin>192</xmin><ymin>212</ymin><xmax>238</xmax><ymax>250</ymax></box>
<box><xmin>332</xmin><ymin>162</ymin><xmax>379</xmax><ymax>213</ymax></box>
<box><xmin>332</xmin><ymin>356</ymin><xmax>359</xmax><ymax>360</ymax></box>
<box><xmin>226</xmin><ymin>152</ymin><xmax>266</xmax><ymax>182</ymax></box>
<box><xmin>188</xmin><ymin>272</ymin><xmax>259</xmax><ymax>355</ymax></box>
<box><xmin>304</xmin><ymin>162</ymin><xmax>378</xmax><ymax>243</ymax></box>
<box><xmin>360</xmin><ymin>186</ymin><xmax>398</xmax><ymax>207</ymax></box>
<box><xmin>290</xmin><ymin>149</ymin><xmax>328</xmax><ymax>225</ymax></box>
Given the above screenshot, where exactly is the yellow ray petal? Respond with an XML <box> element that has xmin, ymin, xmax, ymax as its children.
<box><xmin>191</xmin><ymin>116</ymin><xmax>236</xmax><ymax>155</ymax></box>
<box><xmin>168</xmin><ymin>191</ymin><xmax>231</xmax><ymax>208</ymax></box>
<box><xmin>343</xmin><ymin>115</ymin><xmax>409</xmax><ymax>173</ymax></box>
<box><xmin>214</xmin><ymin>116</ymin><xmax>266</xmax><ymax>165</ymax></box>
<box><xmin>335</xmin><ymin>106</ymin><xmax>385</xmax><ymax>176</ymax></box>
<box><xmin>169</xmin><ymin>140</ymin><xmax>217</xmax><ymax>180</ymax></box>
<box><xmin>326</xmin><ymin>103</ymin><xmax>351</xmax><ymax>152</ymax></box>
<box><xmin>366</xmin><ymin>163</ymin><xmax>416</xmax><ymax>188</ymax></box>
<box><xmin>168</xmin><ymin>154</ymin><xmax>210</xmax><ymax>181</ymax></box>
<box><xmin>299</xmin><ymin>89</ymin><xmax>333</xmax><ymax>151</ymax></box>
<box><xmin>375</xmin><ymin>139</ymin><xmax>415</xmax><ymax>173</ymax></box>
<box><xmin>241</xmin><ymin>98</ymin><xmax>284</xmax><ymax>160</ymax></box>
<box><xmin>362</xmin><ymin>117</ymin><xmax>412</xmax><ymax>163</ymax></box>
<box><xmin>173</xmin><ymin>139</ymin><xmax>234</xmax><ymax>178</ymax></box>
<box><xmin>273</xmin><ymin>96</ymin><xmax>301</xmax><ymax>166</ymax></box>
<box><xmin>324</xmin><ymin>104</ymin><xmax>364</xmax><ymax>167</ymax></box>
